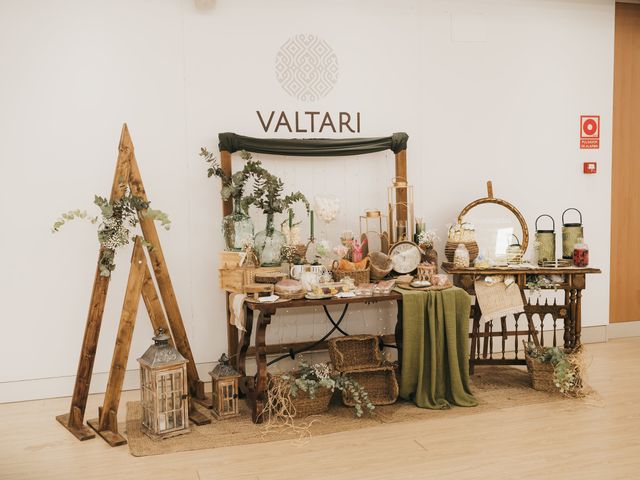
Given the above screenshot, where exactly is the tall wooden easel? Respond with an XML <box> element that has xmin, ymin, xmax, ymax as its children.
<box><xmin>56</xmin><ymin>124</ymin><xmax>210</xmax><ymax>447</ymax></box>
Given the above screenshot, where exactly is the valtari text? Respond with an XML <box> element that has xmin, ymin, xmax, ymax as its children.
<box><xmin>256</xmin><ymin>111</ymin><xmax>361</xmax><ymax>133</ymax></box>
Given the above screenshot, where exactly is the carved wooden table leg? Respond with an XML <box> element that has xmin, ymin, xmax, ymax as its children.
<box><xmin>237</xmin><ymin>303</ymin><xmax>255</xmax><ymax>399</ymax></box>
<box><xmin>564</xmin><ymin>288</ymin><xmax>571</xmax><ymax>348</ymax></box>
<box><xmin>568</xmin><ymin>288</ymin><xmax>578</xmax><ymax>349</ymax></box>
<box><xmin>251</xmin><ymin>308</ymin><xmax>274</xmax><ymax>423</ymax></box>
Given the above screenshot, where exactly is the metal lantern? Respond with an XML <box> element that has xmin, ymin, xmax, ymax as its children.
<box><xmin>138</xmin><ymin>328</ymin><xmax>190</xmax><ymax>440</ymax></box>
<box><xmin>562</xmin><ymin>208</ymin><xmax>584</xmax><ymax>259</ymax></box>
<box><xmin>535</xmin><ymin>214</ymin><xmax>556</xmax><ymax>265</ymax></box>
<box><xmin>387</xmin><ymin>177</ymin><xmax>414</xmax><ymax>245</ymax></box>
<box><xmin>209</xmin><ymin>353</ymin><xmax>241</xmax><ymax>420</ymax></box>
<box><xmin>506</xmin><ymin>234</ymin><xmax>523</xmax><ymax>264</ymax></box>
<box><xmin>359</xmin><ymin>209</ymin><xmax>389</xmax><ymax>254</ymax></box>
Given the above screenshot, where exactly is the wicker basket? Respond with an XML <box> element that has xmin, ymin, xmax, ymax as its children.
<box><xmin>269</xmin><ymin>373</ymin><xmax>333</xmax><ymax>418</ymax></box>
<box><xmin>524</xmin><ymin>347</ymin><xmax>558</xmax><ymax>393</ymax></box>
<box><xmin>328</xmin><ymin>335</ymin><xmax>382</xmax><ymax>371</ymax></box>
<box><xmin>369</xmin><ymin>251</ymin><xmax>393</xmax><ymax>280</ymax></box>
<box><xmin>332</xmin><ymin>258</ymin><xmax>371</xmax><ymax>284</ymax></box>
<box><xmin>290</xmin><ymin>386</ymin><xmax>333</xmax><ymax>417</ymax></box>
<box><xmin>341</xmin><ymin>364</ymin><xmax>399</xmax><ymax>406</ymax></box>
<box><xmin>444</xmin><ymin>240</ymin><xmax>479</xmax><ymax>263</ymax></box>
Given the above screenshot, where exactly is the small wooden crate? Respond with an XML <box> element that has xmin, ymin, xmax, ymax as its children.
<box><xmin>218</xmin><ymin>251</ymin><xmax>245</xmax><ymax>269</ymax></box>
<box><xmin>328</xmin><ymin>335</ymin><xmax>382</xmax><ymax>371</ymax></box>
<box><xmin>219</xmin><ymin>266</ymin><xmax>283</xmax><ymax>293</ymax></box>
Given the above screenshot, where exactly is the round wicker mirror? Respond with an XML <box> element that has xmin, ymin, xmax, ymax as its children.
<box><xmin>455</xmin><ymin>181</ymin><xmax>529</xmax><ymax>262</ymax></box>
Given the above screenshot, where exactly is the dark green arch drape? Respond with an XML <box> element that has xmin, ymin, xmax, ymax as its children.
<box><xmin>218</xmin><ymin>132</ymin><xmax>408</xmax><ymax>157</ymax></box>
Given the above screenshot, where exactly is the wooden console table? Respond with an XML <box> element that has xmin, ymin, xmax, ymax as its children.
<box><xmin>441</xmin><ymin>265</ymin><xmax>601</xmax><ymax>373</ymax></box>
<box><xmin>235</xmin><ymin>292</ymin><xmax>403</xmax><ymax>423</ymax></box>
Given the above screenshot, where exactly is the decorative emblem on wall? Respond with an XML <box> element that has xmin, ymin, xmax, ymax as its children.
<box><xmin>275</xmin><ymin>34</ymin><xmax>338</xmax><ymax>102</ymax></box>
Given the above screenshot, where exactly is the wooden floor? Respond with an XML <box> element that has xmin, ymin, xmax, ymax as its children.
<box><xmin>1</xmin><ymin>338</ymin><xmax>640</xmax><ymax>480</ymax></box>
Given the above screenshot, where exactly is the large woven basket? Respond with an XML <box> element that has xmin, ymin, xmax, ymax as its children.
<box><xmin>269</xmin><ymin>373</ymin><xmax>333</xmax><ymax>418</ymax></box>
<box><xmin>289</xmin><ymin>386</ymin><xmax>333</xmax><ymax>417</ymax></box>
<box><xmin>328</xmin><ymin>335</ymin><xmax>382</xmax><ymax>371</ymax></box>
<box><xmin>444</xmin><ymin>240</ymin><xmax>479</xmax><ymax>263</ymax></box>
<box><xmin>341</xmin><ymin>364</ymin><xmax>398</xmax><ymax>406</ymax></box>
<box><xmin>524</xmin><ymin>348</ymin><xmax>558</xmax><ymax>392</ymax></box>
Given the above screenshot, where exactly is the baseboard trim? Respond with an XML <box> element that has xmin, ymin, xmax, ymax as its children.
<box><xmin>0</xmin><ymin>323</ymin><xmax>619</xmax><ymax>404</ymax></box>
<box><xmin>607</xmin><ymin>320</ymin><xmax>640</xmax><ymax>340</ymax></box>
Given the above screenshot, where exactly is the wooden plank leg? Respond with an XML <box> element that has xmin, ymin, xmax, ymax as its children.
<box><xmin>57</xmin><ymin>130</ymin><xmax>131</xmax><ymax>440</ymax></box>
<box><xmin>127</xmin><ymin>143</ymin><xmax>206</xmax><ymax>401</ymax></box>
<box><xmin>141</xmin><ymin>265</ymin><xmax>172</xmax><ymax>346</ymax></box>
<box><xmin>87</xmin><ymin>238</ymin><xmax>146</xmax><ymax>447</ymax></box>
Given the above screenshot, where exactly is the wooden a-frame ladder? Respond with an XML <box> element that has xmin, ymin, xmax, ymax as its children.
<box><xmin>56</xmin><ymin>124</ymin><xmax>210</xmax><ymax>447</ymax></box>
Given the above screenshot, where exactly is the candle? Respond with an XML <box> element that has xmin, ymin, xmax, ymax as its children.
<box><xmin>289</xmin><ymin>209</ymin><xmax>293</xmax><ymax>229</ymax></box>
<box><xmin>310</xmin><ymin>210</ymin><xmax>314</xmax><ymax>240</ymax></box>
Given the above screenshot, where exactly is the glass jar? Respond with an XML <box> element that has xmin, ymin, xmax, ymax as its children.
<box><xmin>572</xmin><ymin>237</ymin><xmax>589</xmax><ymax>267</ymax></box>
<box><xmin>222</xmin><ymin>198</ymin><xmax>254</xmax><ymax>251</ymax></box>
<box><xmin>453</xmin><ymin>243</ymin><xmax>470</xmax><ymax>268</ymax></box>
<box><xmin>254</xmin><ymin>213</ymin><xmax>285</xmax><ymax>267</ymax></box>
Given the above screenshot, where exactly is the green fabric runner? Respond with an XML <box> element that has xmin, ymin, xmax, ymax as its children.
<box><xmin>397</xmin><ymin>287</ymin><xmax>478</xmax><ymax>409</ymax></box>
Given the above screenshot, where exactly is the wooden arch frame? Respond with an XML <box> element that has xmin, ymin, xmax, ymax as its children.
<box><xmin>217</xmin><ymin>135</ymin><xmax>409</xmax><ymax>358</ymax></box>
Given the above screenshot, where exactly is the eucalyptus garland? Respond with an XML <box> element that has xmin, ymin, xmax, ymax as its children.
<box><xmin>52</xmin><ymin>188</ymin><xmax>170</xmax><ymax>277</ymax></box>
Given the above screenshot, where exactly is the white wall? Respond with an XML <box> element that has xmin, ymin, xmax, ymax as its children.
<box><xmin>0</xmin><ymin>0</ymin><xmax>614</xmax><ymax>402</ymax></box>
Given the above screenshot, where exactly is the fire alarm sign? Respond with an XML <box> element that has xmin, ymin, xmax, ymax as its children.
<box><xmin>580</xmin><ymin>115</ymin><xmax>600</xmax><ymax>149</ymax></box>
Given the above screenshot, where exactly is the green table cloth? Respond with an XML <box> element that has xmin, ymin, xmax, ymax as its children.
<box><xmin>396</xmin><ymin>287</ymin><xmax>478</xmax><ymax>409</ymax></box>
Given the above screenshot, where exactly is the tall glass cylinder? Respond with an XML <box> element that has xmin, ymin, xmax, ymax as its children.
<box><xmin>387</xmin><ymin>178</ymin><xmax>414</xmax><ymax>245</ymax></box>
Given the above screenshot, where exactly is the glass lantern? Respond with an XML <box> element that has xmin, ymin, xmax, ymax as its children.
<box><xmin>209</xmin><ymin>353</ymin><xmax>241</xmax><ymax>420</ymax></box>
<box><xmin>137</xmin><ymin>329</ymin><xmax>190</xmax><ymax>440</ymax></box>
<box><xmin>359</xmin><ymin>209</ymin><xmax>389</xmax><ymax>254</ymax></box>
<box><xmin>387</xmin><ymin>177</ymin><xmax>414</xmax><ymax>245</ymax></box>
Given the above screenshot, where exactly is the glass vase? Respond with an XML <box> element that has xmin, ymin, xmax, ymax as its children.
<box><xmin>222</xmin><ymin>199</ymin><xmax>254</xmax><ymax>251</ymax></box>
<box><xmin>254</xmin><ymin>214</ymin><xmax>285</xmax><ymax>267</ymax></box>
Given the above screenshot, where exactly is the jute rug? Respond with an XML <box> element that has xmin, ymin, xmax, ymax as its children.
<box><xmin>125</xmin><ymin>366</ymin><xmax>579</xmax><ymax>457</ymax></box>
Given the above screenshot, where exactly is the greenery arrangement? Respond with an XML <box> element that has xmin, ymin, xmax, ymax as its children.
<box><xmin>201</xmin><ymin>147</ymin><xmax>309</xmax><ymax>231</ymax></box>
<box><xmin>526</xmin><ymin>275</ymin><xmax>559</xmax><ymax>294</ymax></box>
<box><xmin>281</xmin><ymin>361</ymin><xmax>374</xmax><ymax>417</ymax></box>
<box><xmin>52</xmin><ymin>187</ymin><xmax>170</xmax><ymax>277</ymax></box>
<box><xmin>524</xmin><ymin>341</ymin><xmax>583</xmax><ymax>395</ymax></box>
<box><xmin>200</xmin><ymin>148</ymin><xmax>266</xmax><ymax>212</ymax></box>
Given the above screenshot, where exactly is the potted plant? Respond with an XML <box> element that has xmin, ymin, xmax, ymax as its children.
<box><xmin>52</xmin><ymin>187</ymin><xmax>170</xmax><ymax>277</ymax></box>
<box><xmin>201</xmin><ymin>148</ymin><xmax>263</xmax><ymax>251</ymax></box>
<box><xmin>523</xmin><ymin>341</ymin><xmax>584</xmax><ymax>396</ymax></box>
<box><xmin>244</xmin><ymin>168</ymin><xmax>309</xmax><ymax>267</ymax></box>
<box><xmin>267</xmin><ymin>361</ymin><xmax>375</xmax><ymax>419</ymax></box>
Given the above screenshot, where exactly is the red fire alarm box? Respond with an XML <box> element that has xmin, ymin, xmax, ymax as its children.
<box><xmin>583</xmin><ymin>162</ymin><xmax>597</xmax><ymax>174</ymax></box>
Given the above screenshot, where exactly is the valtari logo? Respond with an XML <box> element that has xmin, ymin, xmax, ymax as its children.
<box><xmin>275</xmin><ymin>34</ymin><xmax>338</xmax><ymax>101</ymax></box>
<box><xmin>257</xmin><ymin>111</ymin><xmax>361</xmax><ymax>133</ymax></box>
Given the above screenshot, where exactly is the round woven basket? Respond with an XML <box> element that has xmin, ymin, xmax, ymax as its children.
<box><xmin>444</xmin><ymin>240</ymin><xmax>479</xmax><ymax>263</ymax></box>
<box><xmin>369</xmin><ymin>251</ymin><xmax>393</xmax><ymax>280</ymax></box>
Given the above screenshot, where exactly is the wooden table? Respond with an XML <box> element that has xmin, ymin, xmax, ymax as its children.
<box><xmin>441</xmin><ymin>265</ymin><xmax>601</xmax><ymax>373</ymax></box>
<box><xmin>235</xmin><ymin>292</ymin><xmax>403</xmax><ymax>423</ymax></box>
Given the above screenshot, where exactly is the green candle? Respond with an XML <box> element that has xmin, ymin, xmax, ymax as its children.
<box><xmin>289</xmin><ymin>209</ymin><xmax>293</xmax><ymax>229</ymax></box>
<box><xmin>310</xmin><ymin>210</ymin><xmax>314</xmax><ymax>240</ymax></box>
